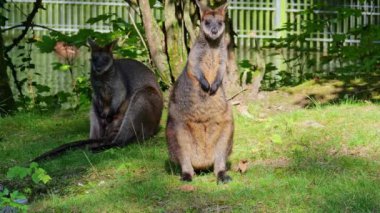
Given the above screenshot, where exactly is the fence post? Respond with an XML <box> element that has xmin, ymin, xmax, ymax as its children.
<box><xmin>274</xmin><ymin>0</ymin><xmax>287</xmax><ymax>38</ymax></box>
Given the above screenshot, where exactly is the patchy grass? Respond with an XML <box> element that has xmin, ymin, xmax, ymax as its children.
<box><xmin>1</xmin><ymin>99</ymin><xmax>380</xmax><ymax>212</ymax></box>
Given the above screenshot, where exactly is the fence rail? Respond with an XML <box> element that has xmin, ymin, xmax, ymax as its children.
<box><xmin>5</xmin><ymin>0</ymin><xmax>380</xmax><ymax>48</ymax></box>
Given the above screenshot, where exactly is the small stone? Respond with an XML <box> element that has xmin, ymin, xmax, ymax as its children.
<box><xmin>301</xmin><ymin>120</ymin><xmax>325</xmax><ymax>128</ymax></box>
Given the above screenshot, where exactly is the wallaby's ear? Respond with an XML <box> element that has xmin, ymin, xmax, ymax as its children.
<box><xmin>196</xmin><ymin>0</ymin><xmax>209</xmax><ymax>19</ymax></box>
<box><xmin>105</xmin><ymin>39</ymin><xmax>118</xmax><ymax>52</ymax></box>
<box><xmin>216</xmin><ymin>1</ymin><xmax>228</xmax><ymax>16</ymax></box>
<box><xmin>87</xmin><ymin>38</ymin><xmax>98</xmax><ymax>50</ymax></box>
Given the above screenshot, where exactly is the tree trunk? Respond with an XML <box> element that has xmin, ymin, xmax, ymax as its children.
<box><xmin>164</xmin><ymin>0</ymin><xmax>188</xmax><ymax>79</ymax></box>
<box><xmin>183</xmin><ymin>0</ymin><xmax>198</xmax><ymax>47</ymax></box>
<box><xmin>0</xmin><ymin>29</ymin><xmax>15</xmax><ymax>115</ymax></box>
<box><xmin>137</xmin><ymin>0</ymin><xmax>171</xmax><ymax>85</ymax></box>
<box><xmin>250</xmin><ymin>40</ymin><xmax>266</xmax><ymax>100</ymax></box>
<box><xmin>224</xmin><ymin>12</ymin><xmax>240</xmax><ymax>96</ymax></box>
<box><xmin>250</xmin><ymin>71</ymin><xmax>265</xmax><ymax>100</ymax></box>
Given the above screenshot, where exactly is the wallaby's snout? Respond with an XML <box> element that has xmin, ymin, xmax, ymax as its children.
<box><xmin>211</xmin><ymin>27</ymin><xmax>218</xmax><ymax>35</ymax></box>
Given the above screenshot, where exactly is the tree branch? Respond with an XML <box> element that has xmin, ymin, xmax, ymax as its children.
<box><xmin>4</xmin><ymin>52</ymin><xmax>24</xmax><ymax>97</ymax></box>
<box><xmin>5</xmin><ymin>0</ymin><xmax>43</xmax><ymax>53</ymax></box>
<box><xmin>127</xmin><ymin>11</ymin><xmax>150</xmax><ymax>62</ymax></box>
<box><xmin>2</xmin><ymin>23</ymin><xmax>60</xmax><ymax>33</ymax></box>
<box><xmin>0</xmin><ymin>25</ymin><xmax>15</xmax><ymax>113</ymax></box>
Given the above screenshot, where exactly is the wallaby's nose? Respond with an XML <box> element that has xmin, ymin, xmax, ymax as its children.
<box><xmin>211</xmin><ymin>28</ymin><xmax>218</xmax><ymax>34</ymax></box>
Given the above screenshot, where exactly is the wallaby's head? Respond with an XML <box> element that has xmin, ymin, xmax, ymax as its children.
<box><xmin>88</xmin><ymin>39</ymin><xmax>118</xmax><ymax>75</ymax></box>
<box><xmin>196</xmin><ymin>0</ymin><xmax>228</xmax><ymax>41</ymax></box>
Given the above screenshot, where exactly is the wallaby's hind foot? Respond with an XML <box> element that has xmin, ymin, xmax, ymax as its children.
<box><xmin>217</xmin><ymin>171</ymin><xmax>232</xmax><ymax>184</ymax></box>
<box><xmin>181</xmin><ymin>172</ymin><xmax>193</xmax><ymax>182</ymax></box>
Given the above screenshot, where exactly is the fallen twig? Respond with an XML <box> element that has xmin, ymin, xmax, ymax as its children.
<box><xmin>227</xmin><ymin>88</ymin><xmax>248</xmax><ymax>101</ymax></box>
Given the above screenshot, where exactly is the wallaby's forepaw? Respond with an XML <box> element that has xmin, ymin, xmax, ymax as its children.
<box><xmin>209</xmin><ymin>82</ymin><xmax>219</xmax><ymax>95</ymax></box>
<box><xmin>199</xmin><ymin>78</ymin><xmax>210</xmax><ymax>92</ymax></box>
<box><xmin>217</xmin><ymin>171</ymin><xmax>232</xmax><ymax>184</ymax></box>
<box><xmin>106</xmin><ymin>115</ymin><xmax>113</xmax><ymax>123</ymax></box>
<box><xmin>181</xmin><ymin>172</ymin><xmax>193</xmax><ymax>182</ymax></box>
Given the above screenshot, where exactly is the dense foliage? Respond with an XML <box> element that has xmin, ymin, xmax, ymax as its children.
<box><xmin>262</xmin><ymin>1</ymin><xmax>380</xmax><ymax>88</ymax></box>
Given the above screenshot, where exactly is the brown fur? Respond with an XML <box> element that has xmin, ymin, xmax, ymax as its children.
<box><xmin>166</xmin><ymin>1</ymin><xmax>233</xmax><ymax>184</ymax></box>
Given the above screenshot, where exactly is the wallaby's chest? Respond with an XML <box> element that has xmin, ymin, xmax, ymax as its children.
<box><xmin>173</xmin><ymin>82</ymin><xmax>227</xmax><ymax>122</ymax></box>
<box><xmin>94</xmin><ymin>82</ymin><xmax>113</xmax><ymax>108</ymax></box>
<box><xmin>93</xmin><ymin>78</ymin><xmax>127</xmax><ymax>119</ymax></box>
<box><xmin>200</xmin><ymin>50</ymin><xmax>221</xmax><ymax>83</ymax></box>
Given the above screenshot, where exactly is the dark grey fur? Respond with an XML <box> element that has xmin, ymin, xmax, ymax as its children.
<box><xmin>33</xmin><ymin>39</ymin><xmax>163</xmax><ymax>161</ymax></box>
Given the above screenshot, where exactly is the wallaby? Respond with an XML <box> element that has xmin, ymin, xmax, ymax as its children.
<box><xmin>166</xmin><ymin>1</ymin><xmax>234</xmax><ymax>184</ymax></box>
<box><xmin>33</xmin><ymin>39</ymin><xmax>163</xmax><ymax>161</ymax></box>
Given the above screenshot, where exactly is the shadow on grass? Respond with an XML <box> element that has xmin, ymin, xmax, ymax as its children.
<box><xmin>291</xmin><ymin>73</ymin><xmax>380</xmax><ymax>107</ymax></box>
<box><xmin>164</xmin><ymin>160</ymin><xmax>233</xmax><ymax>177</ymax></box>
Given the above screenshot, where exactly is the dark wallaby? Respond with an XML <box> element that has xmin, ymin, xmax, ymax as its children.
<box><xmin>166</xmin><ymin>1</ymin><xmax>234</xmax><ymax>184</ymax></box>
<box><xmin>33</xmin><ymin>39</ymin><xmax>163</xmax><ymax>162</ymax></box>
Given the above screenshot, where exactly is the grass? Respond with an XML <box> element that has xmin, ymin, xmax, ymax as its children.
<box><xmin>1</xmin><ymin>97</ymin><xmax>380</xmax><ymax>212</ymax></box>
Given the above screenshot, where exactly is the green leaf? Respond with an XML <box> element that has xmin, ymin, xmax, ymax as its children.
<box><xmin>35</xmin><ymin>36</ymin><xmax>57</xmax><ymax>53</ymax></box>
<box><xmin>6</xmin><ymin>166</ymin><xmax>31</xmax><ymax>180</ymax></box>
<box><xmin>10</xmin><ymin>190</ymin><xmax>26</xmax><ymax>200</ymax></box>
<box><xmin>21</xmin><ymin>57</ymin><xmax>31</xmax><ymax>62</ymax></box>
<box><xmin>265</xmin><ymin>63</ymin><xmax>278</xmax><ymax>72</ymax></box>
<box><xmin>2</xmin><ymin>188</ymin><xmax>9</xmax><ymax>196</ymax></box>
<box><xmin>52</xmin><ymin>62</ymin><xmax>71</xmax><ymax>72</ymax></box>
<box><xmin>86</xmin><ymin>13</ymin><xmax>116</xmax><ymax>24</ymax></box>
<box><xmin>149</xmin><ymin>0</ymin><xmax>158</xmax><ymax>7</ymax></box>
<box><xmin>31</xmin><ymin>168</ymin><xmax>51</xmax><ymax>184</ymax></box>
<box><xmin>69</xmin><ymin>29</ymin><xmax>96</xmax><ymax>46</ymax></box>
<box><xmin>30</xmin><ymin>162</ymin><xmax>39</xmax><ymax>169</ymax></box>
<box><xmin>32</xmin><ymin>83</ymin><xmax>51</xmax><ymax>93</ymax></box>
<box><xmin>246</xmin><ymin>70</ymin><xmax>253</xmax><ymax>84</ymax></box>
<box><xmin>238</xmin><ymin>60</ymin><xmax>252</xmax><ymax>69</ymax></box>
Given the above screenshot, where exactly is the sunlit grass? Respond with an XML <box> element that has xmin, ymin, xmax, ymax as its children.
<box><xmin>1</xmin><ymin>101</ymin><xmax>380</xmax><ymax>212</ymax></box>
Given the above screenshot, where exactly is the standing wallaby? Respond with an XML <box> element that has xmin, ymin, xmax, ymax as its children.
<box><xmin>166</xmin><ymin>1</ymin><xmax>234</xmax><ymax>184</ymax></box>
<box><xmin>33</xmin><ymin>39</ymin><xmax>163</xmax><ymax>161</ymax></box>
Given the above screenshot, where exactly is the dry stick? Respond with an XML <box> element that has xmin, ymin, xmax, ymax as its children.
<box><xmin>130</xmin><ymin>119</ymin><xmax>148</xmax><ymax>168</ymax></box>
<box><xmin>82</xmin><ymin>151</ymin><xmax>100</xmax><ymax>177</ymax></box>
<box><xmin>127</xmin><ymin>12</ymin><xmax>150</xmax><ymax>63</ymax></box>
<box><xmin>227</xmin><ymin>88</ymin><xmax>248</xmax><ymax>102</ymax></box>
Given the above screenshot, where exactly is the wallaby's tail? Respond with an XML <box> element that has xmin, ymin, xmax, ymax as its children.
<box><xmin>32</xmin><ymin>138</ymin><xmax>107</xmax><ymax>162</ymax></box>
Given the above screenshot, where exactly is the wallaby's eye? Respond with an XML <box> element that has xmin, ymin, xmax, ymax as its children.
<box><xmin>205</xmin><ymin>20</ymin><xmax>210</xmax><ymax>26</ymax></box>
<box><xmin>218</xmin><ymin>22</ymin><xmax>223</xmax><ymax>26</ymax></box>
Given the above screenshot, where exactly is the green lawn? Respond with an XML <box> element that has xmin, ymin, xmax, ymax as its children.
<box><xmin>1</xmin><ymin>99</ymin><xmax>380</xmax><ymax>212</ymax></box>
